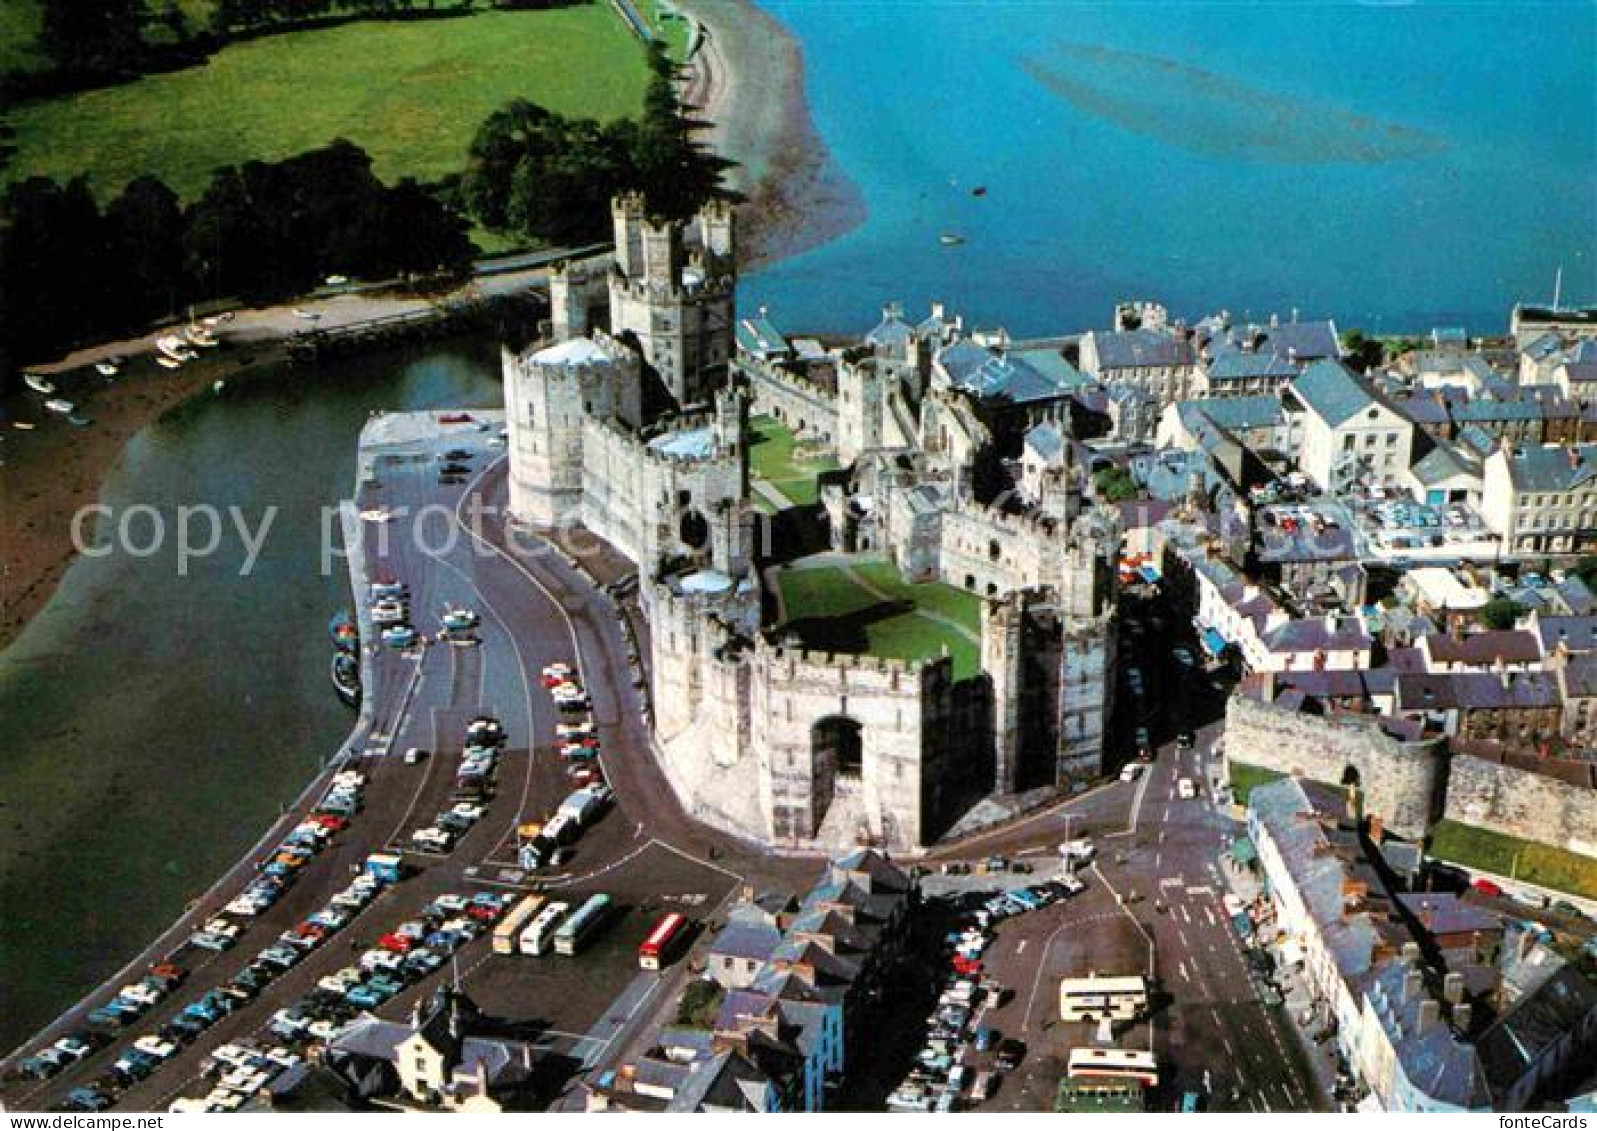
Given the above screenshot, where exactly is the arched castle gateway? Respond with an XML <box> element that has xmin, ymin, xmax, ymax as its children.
<box><xmin>503</xmin><ymin>196</ymin><xmax>1119</xmax><ymax>852</ymax></box>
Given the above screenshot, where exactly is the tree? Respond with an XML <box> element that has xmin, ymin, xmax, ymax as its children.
<box><xmin>1341</xmin><ymin>329</ymin><xmax>1384</xmax><ymax>374</ymax></box>
<box><xmin>1572</xmin><ymin>556</ymin><xmax>1597</xmax><ymax>591</ymax></box>
<box><xmin>39</xmin><ymin>0</ymin><xmax>151</xmax><ymax>76</ymax></box>
<box><xmin>1093</xmin><ymin>466</ymin><xmax>1141</xmax><ymax>503</ymax></box>
<box><xmin>0</xmin><ymin>176</ymin><xmax>110</xmax><ymax>368</ymax></box>
<box><xmin>1480</xmin><ymin>597</ymin><xmax>1523</xmax><ymax>631</ymax></box>
<box><xmin>104</xmin><ymin>175</ymin><xmax>186</xmax><ymax>324</ymax></box>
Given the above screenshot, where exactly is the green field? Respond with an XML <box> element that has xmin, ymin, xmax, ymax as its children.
<box><xmin>635</xmin><ymin>0</ymin><xmax>693</xmax><ymax>61</ymax></box>
<box><xmin>0</xmin><ymin>0</ymin><xmax>48</xmax><ymax>76</ymax></box>
<box><xmin>775</xmin><ymin>559</ymin><xmax>982</xmax><ymax>679</ymax></box>
<box><xmin>1228</xmin><ymin>762</ymin><xmax>1287</xmax><ymax>807</ymax></box>
<box><xmin>748</xmin><ymin>414</ymin><xmax>840</xmax><ymax>508</ymax></box>
<box><xmin>2</xmin><ymin>5</ymin><xmax>651</xmax><ymax>199</ymax></box>
<box><xmin>1428</xmin><ymin>820</ymin><xmax>1597</xmax><ymax>901</ymax></box>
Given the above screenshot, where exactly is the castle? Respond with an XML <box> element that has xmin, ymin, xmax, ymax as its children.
<box><xmin>502</xmin><ymin>197</ymin><xmax>1119</xmax><ymax>852</ymax></box>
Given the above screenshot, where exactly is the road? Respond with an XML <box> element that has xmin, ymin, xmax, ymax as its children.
<box><xmin>0</xmin><ymin>416</ymin><xmax>815</xmax><ymax>1113</ymax></box>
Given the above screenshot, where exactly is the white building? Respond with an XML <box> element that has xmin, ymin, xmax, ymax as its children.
<box><xmin>1479</xmin><ymin>443</ymin><xmax>1597</xmax><ymax>555</ymax></box>
<box><xmin>1290</xmin><ymin>360</ymin><xmax>1414</xmax><ymax>492</ymax></box>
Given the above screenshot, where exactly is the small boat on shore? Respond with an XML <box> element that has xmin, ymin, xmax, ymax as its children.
<box><xmin>157</xmin><ymin>356</ymin><xmax>183</xmax><ymax>370</ymax></box>
<box><xmin>95</xmin><ymin>361</ymin><xmax>120</xmax><ymax>377</ymax></box>
<box><xmin>13</xmin><ymin>421</ymin><xmax>37</xmax><ymax>431</ymax></box>
<box><xmin>331</xmin><ymin>652</ymin><xmax>361</xmax><ymax>709</ymax></box>
<box><xmin>329</xmin><ymin>609</ymin><xmax>359</xmax><ymax>651</ymax></box>
<box><xmin>185</xmin><ymin>325</ymin><xmax>220</xmax><ymax>348</ymax></box>
<box><xmin>157</xmin><ymin>335</ymin><xmax>197</xmax><ymax>362</ymax></box>
<box><xmin>24</xmin><ymin>374</ymin><xmax>56</xmax><ymax>395</ymax></box>
<box><xmin>44</xmin><ymin>398</ymin><xmax>75</xmax><ymax>415</ymax></box>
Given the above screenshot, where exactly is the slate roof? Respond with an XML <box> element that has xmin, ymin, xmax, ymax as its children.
<box><xmin>711</xmin><ymin>922</ymin><xmax>784</xmax><ymax>963</ymax></box>
<box><xmin>1261</xmin><ymin>617</ymin><xmax>1371</xmax><ymax>655</ymax></box>
<box><xmin>1206</xmin><ymin>318</ymin><xmax>1341</xmax><ymax>363</ymax></box>
<box><xmin>1560</xmin><ymin>338</ymin><xmax>1597</xmax><ymax>379</ymax></box>
<box><xmin>1025</xmin><ymin>421</ymin><xmax>1067</xmax><ymax>462</ymax></box>
<box><xmin>1477</xmin><ymin>966</ymin><xmax>1597</xmax><ymax>1103</ymax></box>
<box><xmin>1535</xmin><ymin>615</ymin><xmax>1597</xmax><ymax>655</ymax></box>
<box><xmin>1292</xmin><ymin>360</ymin><xmax>1394</xmax><ymax>427</ymax></box>
<box><xmin>937</xmin><ymin>342</ymin><xmax>1083</xmax><ymax>404</ymax></box>
<box><xmin>1397</xmin><ymin>893</ymin><xmax>1501</xmax><ymax>939</ymax></box>
<box><xmin>1181</xmin><ymin>394</ymin><xmax>1287</xmax><ymax>433</ymax></box>
<box><xmin>864</xmin><ymin>305</ymin><xmax>914</xmax><ymax>349</ymax></box>
<box><xmin>736</xmin><ymin>311</ymin><xmax>790</xmax><ymax>358</ymax></box>
<box><xmin>1501</xmin><ymin>444</ymin><xmax>1597</xmax><ymax>493</ymax></box>
<box><xmin>1409</xmin><ymin>441</ymin><xmax>1481</xmax><ymax>486</ymax></box>
<box><xmin>1365</xmin><ymin>959</ymin><xmax>1492</xmax><ymax>1110</ymax></box>
<box><xmin>1394</xmin><ymin>671</ymin><xmax>1562</xmax><ymax>712</ymax></box>
<box><xmin>1423</xmin><ymin>630</ymin><xmax>1542</xmax><ymax>668</ymax></box>
<box><xmin>1204</xmin><ymin>352</ymin><xmax>1299</xmax><ymax>382</ymax></box>
<box><xmin>1248</xmin><ymin>778</ymin><xmax>1384</xmax><ymax>995</ymax></box>
<box><xmin>1084</xmin><ymin>327</ymin><xmax>1197</xmax><ymax>370</ymax></box>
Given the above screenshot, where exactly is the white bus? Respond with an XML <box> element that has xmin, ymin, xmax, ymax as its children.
<box><xmin>1060</xmin><ymin>975</ymin><xmax>1147</xmax><ymax>1022</ymax></box>
<box><xmin>1066</xmin><ymin>1048</ymin><xmax>1158</xmax><ymax>1087</ymax></box>
<box><xmin>492</xmin><ymin>895</ymin><xmax>546</xmax><ymax>955</ymax></box>
<box><xmin>519</xmin><ymin>901</ymin><xmax>570</xmax><ymax>956</ymax></box>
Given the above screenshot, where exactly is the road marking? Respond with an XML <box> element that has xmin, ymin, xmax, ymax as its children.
<box><xmin>1185</xmin><ymin>885</ymin><xmax>1215</xmax><ymax>897</ymax></box>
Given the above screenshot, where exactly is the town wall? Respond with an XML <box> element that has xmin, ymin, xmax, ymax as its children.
<box><xmin>1224</xmin><ymin>694</ymin><xmax>1447</xmax><ymax>839</ymax></box>
<box><xmin>1443</xmin><ymin>753</ymin><xmax>1597</xmax><ymax>857</ymax></box>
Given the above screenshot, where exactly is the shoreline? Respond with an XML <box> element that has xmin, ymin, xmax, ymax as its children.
<box><xmin>0</xmin><ymin>0</ymin><xmax>858</xmax><ymax>656</ymax></box>
<box><xmin>676</xmin><ymin>0</ymin><xmax>866</xmax><ymax>267</ymax></box>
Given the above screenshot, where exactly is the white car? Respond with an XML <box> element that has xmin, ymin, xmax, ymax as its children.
<box><xmin>133</xmin><ymin>1035</ymin><xmax>178</xmax><ymax>1061</ymax></box>
<box><xmin>450</xmin><ymin>802</ymin><xmax>485</xmax><ymax>823</ymax></box>
<box><xmin>542</xmin><ymin>663</ymin><xmax>574</xmax><ymax>680</ymax></box>
<box><xmin>1178</xmin><ymin>778</ymin><xmax>1197</xmax><ymax>800</ymax></box>
<box><xmin>1119</xmin><ymin>764</ymin><xmax>1142</xmax><ymax>783</ymax></box>
<box><xmin>1059</xmin><ymin>839</ymin><xmax>1095</xmax><ymax>862</ymax></box>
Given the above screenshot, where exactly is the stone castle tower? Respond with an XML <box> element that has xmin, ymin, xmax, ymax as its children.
<box><xmin>607</xmin><ymin>192</ymin><xmax>736</xmax><ymax>409</ymax></box>
<box><xmin>503</xmin><ymin>332</ymin><xmax>642</xmax><ymax>526</ymax></box>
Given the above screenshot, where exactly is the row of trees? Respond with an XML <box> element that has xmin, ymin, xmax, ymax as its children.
<box><xmin>456</xmin><ymin>46</ymin><xmax>730</xmax><ymax>244</ymax></box>
<box><xmin>1</xmin><ymin>140</ymin><xmax>473</xmax><ymax>379</ymax></box>
<box><xmin>30</xmin><ymin>0</ymin><xmax>485</xmax><ymax>82</ymax></box>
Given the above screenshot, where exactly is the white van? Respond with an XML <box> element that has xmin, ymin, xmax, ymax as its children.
<box><xmin>1178</xmin><ymin>778</ymin><xmax>1197</xmax><ymax>800</ymax></box>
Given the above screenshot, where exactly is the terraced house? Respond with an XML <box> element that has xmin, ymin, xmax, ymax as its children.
<box><xmin>1480</xmin><ymin>443</ymin><xmax>1597</xmax><ymax>555</ymax></box>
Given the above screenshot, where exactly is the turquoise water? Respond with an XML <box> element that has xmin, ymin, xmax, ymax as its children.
<box><xmin>0</xmin><ymin>342</ymin><xmax>502</xmax><ymax>1052</ymax></box>
<box><xmin>744</xmin><ymin>0</ymin><xmax>1597</xmax><ymax>337</ymax></box>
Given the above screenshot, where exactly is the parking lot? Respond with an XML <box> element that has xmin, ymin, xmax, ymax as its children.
<box><xmin>1</xmin><ymin>418</ymin><xmax>812</xmax><ymax>1113</ymax></box>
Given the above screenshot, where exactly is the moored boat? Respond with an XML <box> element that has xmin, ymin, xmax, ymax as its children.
<box><xmin>331</xmin><ymin>652</ymin><xmax>361</xmax><ymax>709</ymax></box>
<box><xmin>24</xmin><ymin>373</ymin><xmax>56</xmax><ymax>395</ymax></box>
<box><xmin>329</xmin><ymin>609</ymin><xmax>359</xmax><ymax>651</ymax></box>
<box><xmin>44</xmin><ymin>398</ymin><xmax>74</xmax><ymax>415</ymax></box>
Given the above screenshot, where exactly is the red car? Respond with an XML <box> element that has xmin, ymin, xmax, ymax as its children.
<box><xmin>1471</xmin><ymin>878</ymin><xmax>1503</xmax><ymax>897</ymax></box>
<box><xmin>437</xmin><ymin>413</ymin><xmax>473</xmax><ymax>424</ymax></box>
<box><xmin>149</xmin><ymin>962</ymin><xmax>188</xmax><ymax>986</ymax></box>
<box><xmin>310</xmin><ymin>814</ymin><xmax>349</xmax><ymax>832</ymax></box>
<box><xmin>464</xmin><ymin>905</ymin><xmax>499</xmax><ymax>923</ymax></box>
<box><xmin>377</xmin><ymin>932</ymin><xmax>414</xmax><ymax>954</ymax></box>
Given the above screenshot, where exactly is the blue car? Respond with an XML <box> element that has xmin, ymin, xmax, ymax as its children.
<box><xmin>345</xmin><ymin>985</ymin><xmax>385</xmax><ymax>1010</ymax></box>
<box><xmin>63</xmin><ymin>1087</ymin><xmax>112</xmax><ymax>1112</ymax></box>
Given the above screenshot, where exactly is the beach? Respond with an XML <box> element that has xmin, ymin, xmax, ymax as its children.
<box><xmin>676</xmin><ymin>0</ymin><xmax>864</xmax><ymax>266</ymax></box>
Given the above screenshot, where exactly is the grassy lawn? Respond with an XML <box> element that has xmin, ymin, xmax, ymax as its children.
<box><xmin>0</xmin><ymin>0</ymin><xmax>48</xmax><ymax>76</ymax></box>
<box><xmin>634</xmin><ymin>0</ymin><xmax>693</xmax><ymax>60</ymax></box>
<box><xmin>1229</xmin><ymin>761</ymin><xmax>1287</xmax><ymax>807</ymax></box>
<box><xmin>748</xmin><ymin>414</ymin><xmax>839</xmax><ymax>508</ymax></box>
<box><xmin>3</xmin><ymin>5</ymin><xmax>651</xmax><ymax>200</ymax></box>
<box><xmin>775</xmin><ymin>561</ymin><xmax>982</xmax><ymax>679</ymax></box>
<box><xmin>1428</xmin><ymin>820</ymin><xmax>1597</xmax><ymax>901</ymax></box>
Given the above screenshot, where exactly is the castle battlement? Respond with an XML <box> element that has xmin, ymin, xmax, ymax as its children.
<box><xmin>609</xmin><ymin>269</ymin><xmax>736</xmax><ymax>304</ymax></box>
<box><xmin>736</xmin><ymin>356</ymin><xmax>835</xmax><ymax>403</ymax></box>
<box><xmin>581</xmin><ymin>412</ymin><xmax>735</xmax><ymax>471</ymax></box>
<box><xmin>946</xmin><ymin>498</ymin><xmax>1065</xmax><ymax>540</ymax></box>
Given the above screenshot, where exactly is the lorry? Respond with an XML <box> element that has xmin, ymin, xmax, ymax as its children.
<box><xmin>557</xmin><ymin>786</ymin><xmax>610</xmax><ymax>827</ymax></box>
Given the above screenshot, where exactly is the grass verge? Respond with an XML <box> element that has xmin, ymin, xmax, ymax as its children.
<box><xmin>1428</xmin><ymin>820</ymin><xmax>1597</xmax><ymax>902</ymax></box>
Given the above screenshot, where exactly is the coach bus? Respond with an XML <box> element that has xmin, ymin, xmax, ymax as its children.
<box><xmin>520</xmin><ymin>901</ymin><xmax>570</xmax><ymax>957</ymax></box>
<box><xmin>553</xmin><ymin>893</ymin><xmax>612</xmax><ymax>956</ymax></box>
<box><xmin>492</xmin><ymin>895</ymin><xmax>546</xmax><ymax>955</ymax></box>
<box><xmin>1059</xmin><ymin>975</ymin><xmax>1148</xmax><ymax>1022</ymax></box>
<box><xmin>638</xmin><ymin>912</ymin><xmax>689</xmax><ymax>970</ymax></box>
<box><xmin>1066</xmin><ymin>1048</ymin><xmax>1159</xmax><ymax>1087</ymax></box>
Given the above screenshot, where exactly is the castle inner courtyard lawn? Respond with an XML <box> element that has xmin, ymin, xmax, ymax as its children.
<box><xmin>774</xmin><ymin>558</ymin><xmax>982</xmax><ymax>680</ymax></box>
<box><xmin>748</xmin><ymin>415</ymin><xmax>839</xmax><ymax>508</ymax></box>
<box><xmin>2</xmin><ymin>6</ymin><xmax>651</xmax><ymax>199</ymax></box>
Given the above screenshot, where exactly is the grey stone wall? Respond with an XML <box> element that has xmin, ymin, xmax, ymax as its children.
<box><xmin>1443</xmin><ymin>754</ymin><xmax>1597</xmax><ymax>856</ymax></box>
<box><xmin>1224</xmin><ymin>695</ymin><xmax>1447</xmax><ymax>839</ymax></box>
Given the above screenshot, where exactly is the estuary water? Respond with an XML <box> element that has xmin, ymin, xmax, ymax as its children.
<box><xmin>744</xmin><ymin>0</ymin><xmax>1597</xmax><ymax>337</ymax></box>
<box><xmin>0</xmin><ymin>343</ymin><xmax>502</xmax><ymax>1051</ymax></box>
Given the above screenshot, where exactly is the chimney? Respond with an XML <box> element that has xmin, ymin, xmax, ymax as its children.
<box><xmin>1404</xmin><ymin>968</ymin><xmax>1424</xmax><ymax>1002</ymax></box>
<box><xmin>1443</xmin><ymin>971</ymin><xmax>1465</xmax><ymax>1004</ymax></box>
<box><xmin>931</xmin><ymin>301</ymin><xmax>946</xmax><ymax>321</ymax></box>
<box><xmin>1402</xmin><ymin>941</ymin><xmax>1422</xmax><ymax>967</ymax></box>
<box><xmin>1271</xmin><ymin>312</ymin><xmax>1280</xmax><ymax>329</ymax></box>
<box><xmin>1418</xmin><ymin>998</ymin><xmax>1441</xmax><ymax>1034</ymax></box>
<box><xmin>1453</xmin><ymin>1002</ymin><xmax>1473</xmax><ymax>1033</ymax></box>
<box><xmin>1518</xmin><ymin>926</ymin><xmax>1537</xmax><ymax>962</ymax></box>
<box><xmin>1419</xmin><ymin>900</ymin><xmax>1434</xmax><ymax>931</ymax></box>
<box><xmin>1368</xmin><ymin>814</ymin><xmax>1385</xmax><ymax>842</ymax></box>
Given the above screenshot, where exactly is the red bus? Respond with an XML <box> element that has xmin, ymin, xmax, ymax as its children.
<box><xmin>638</xmin><ymin>912</ymin><xmax>688</xmax><ymax>970</ymax></box>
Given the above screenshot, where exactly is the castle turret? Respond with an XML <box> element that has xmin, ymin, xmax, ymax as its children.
<box><xmin>612</xmin><ymin>192</ymin><xmax>647</xmax><ymax>280</ymax></box>
<box><xmin>982</xmin><ymin>593</ymin><xmax>1027</xmax><ymax>794</ymax></box>
<box><xmin>697</xmin><ymin>197</ymin><xmax>736</xmax><ymax>269</ymax></box>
